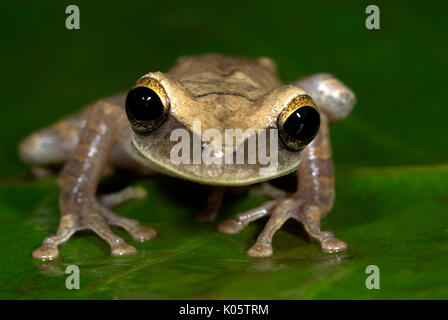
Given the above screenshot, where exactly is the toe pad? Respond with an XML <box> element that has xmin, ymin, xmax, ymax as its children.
<box><xmin>247</xmin><ymin>242</ymin><xmax>273</xmax><ymax>258</ymax></box>
<box><xmin>111</xmin><ymin>243</ymin><xmax>137</xmax><ymax>256</ymax></box>
<box><xmin>217</xmin><ymin>220</ymin><xmax>244</xmax><ymax>234</ymax></box>
<box><xmin>32</xmin><ymin>244</ymin><xmax>59</xmax><ymax>261</ymax></box>
<box><xmin>321</xmin><ymin>237</ymin><xmax>347</xmax><ymax>253</ymax></box>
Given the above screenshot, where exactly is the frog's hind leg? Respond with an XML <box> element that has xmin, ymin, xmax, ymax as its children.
<box><xmin>19</xmin><ymin>107</ymin><xmax>144</xmax><ymax>176</ymax></box>
<box><xmin>293</xmin><ymin>73</ymin><xmax>356</xmax><ymax>123</ymax></box>
<box><xmin>19</xmin><ymin>111</ymin><xmax>86</xmax><ymax>175</ymax></box>
<box><xmin>197</xmin><ymin>187</ymin><xmax>226</xmax><ymax>222</ymax></box>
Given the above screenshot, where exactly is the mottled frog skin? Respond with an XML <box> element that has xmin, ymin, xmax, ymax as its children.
<box><xmin>19</xmin><ymin>54</ymin><xmax>356</xmax><ymax>260</ymax></box>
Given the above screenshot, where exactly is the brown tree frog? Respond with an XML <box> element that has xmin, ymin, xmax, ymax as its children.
<box><xmin>19</xmin><ymin>54</ymin><xmax>356</xmax><ymax>260</ymax></box>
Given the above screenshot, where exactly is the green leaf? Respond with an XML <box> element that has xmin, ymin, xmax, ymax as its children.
<box><xmin>1</xmin><ymin>165</ymin><xmax>448</xmax><ymax>299</ymax></box>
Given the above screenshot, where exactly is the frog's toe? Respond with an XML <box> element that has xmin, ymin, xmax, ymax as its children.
<box><xmin>217</xmin><ymin>219</ymin><xmax>244</xmax><ymax>234</ymax></box>
<box><xmin>99</xmin><ymin>186</ymin><xmax>148</xmax><ymax>208</ymax></box>
<box><xmin>111</xmin><ymin>242</ymin><xmax>138</xmax><ymax>256</ymax></box>
<box><xmin>32</xmin><ymin>244</ymin><xmax>59</xmax><ymax>261</ymax></box>
<box><xmin>321</xmin><ymin>237</ymin><xmax>347</xmax><ymax>253</ymax></box>
<box><xmin>197</xmin><ymin>208</ymin><xmax>219</xmax><ymax>222</ymax></box>
<box><xmin>247</xmin><ymin>241</ymin><xmax>273</xmax><ymax>258</ymax></box>
<box><xmin>132</xmin><ymin>186</ymin><xmax>148</xmax><ymax>199</ymax></box>
<box><xmin>129</xmin><ymin>225</ymin><xmax>157</xmax><ymax>242</ymax></box>
<box><xmin>104</xmin><ymin>212</ymin><xmax>157</xmax><ymax>243</ymax></box>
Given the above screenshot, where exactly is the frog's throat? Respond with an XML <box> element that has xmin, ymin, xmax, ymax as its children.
<box><xmin>130</xmin><ymin>140</ymin><xmax>301</xmax><ymax>187</ymax></box>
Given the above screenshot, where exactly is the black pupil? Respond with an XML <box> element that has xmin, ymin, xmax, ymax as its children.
<box><xmin>283</xmin><ymin>106</ymin><xmax>320</xmax><ymax>142</ymax></box>
<box><xmin>125</xmin><ymin>86</ymin><xmax>164</xmax><ymax>121</ymax></box>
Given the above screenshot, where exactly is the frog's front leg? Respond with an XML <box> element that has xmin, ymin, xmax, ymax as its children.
<box><xmin>218</xmin><ymin>114</ymin><xmax>345</xmax><ymax>257</ymax></box>
<box><xmin>290</xmin><ymin>112</ymin><xmax>347</xmax><ymax>254</ymax></box>
<box><xmin>32</xmin><ymin>102</ymin><xmax>156</xmax><ymax>260</ymax></box>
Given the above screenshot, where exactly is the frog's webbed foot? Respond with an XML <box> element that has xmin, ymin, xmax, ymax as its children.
<box><xmin>218</xmin><ymin>198</ymin><xmax>294</xmax><ymax>257</ymax></box>
<box><xmin>293</xmin><ymin>203</ymin><xmax>347</xmax><ymax>253</ymax></box>
<box><xmin>216</xmin><ymin>182</ymin><xmax>287</xmax><ymax>236</ymax></box>
<box><xmin>197</xmin><ymin>187</ymin><xmax>225</xmax><ymax>222</ymax></box>
<box><xmin>217</xmin><ymin>200</ymin><xmax>278</xmax><ymax>235</ymax></box>
<box><xmin>218</xmin><ymin>196</ymin><xmax>346</xmax><ymax>258</ymax></box>
<box><xmin>217</xmin><ymin>182</ymin><xmax>288</xmax><ymax>233</ymax></box>
<box><xmin>32</xmin><ymin>187</ymin><xmax>156</xmax><ymax>261</ymax></box>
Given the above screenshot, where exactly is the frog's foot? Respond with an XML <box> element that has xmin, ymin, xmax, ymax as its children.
<box><xmin>294</xmin><ymin>204</ymin><xmax>347</xmax><ymax>253</ymax></box>
<box><xmin>32</xmin><ymin>213</ymin><xmax>82</xmax><ymax>261</ymax></box>
<box><xmin>218</xmin><ymin>196</ymin><xmax>347</xmax><ymax>257</ymax></box>
<box><xmin>32</xmin><ymin>196</ymin><xmax>156</xmax><ymax>260</ymax></box>
<box><xmin>217</xmin><ymin>200</ymin><xmax>278</xmax><ymax>234</ymax></box>
<box><xmin>99</xmin><ymin>186</ymin><xmax>148</xmax><ymax>208</ymax></box>
<box><xmin>218</xmin><ymin>198</ymin><xmax>291</xmax><ymax>258</ymax></box>
<box><xmin>246</xmin><ymin>199</ymin><xmax>297</xmax><ymax>257</ymax></box>
<box><xmin>197</xmin><ymin>187</ymin><xmax>225</xmax><ymax>222</ymax></box>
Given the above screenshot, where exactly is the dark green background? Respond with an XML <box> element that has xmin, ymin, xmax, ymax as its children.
<box><xmin>0</xmin><ymin>0</ymin><xmax>447</xmax><ymax>299</ymax></box>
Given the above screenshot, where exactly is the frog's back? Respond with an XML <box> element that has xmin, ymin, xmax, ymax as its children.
<box><xmin>168</xmin><ymin>54</ymin><xmax>282</xmax><ymax>101</ymax></box>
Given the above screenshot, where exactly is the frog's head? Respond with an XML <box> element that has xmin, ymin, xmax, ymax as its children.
<box><xmin>125</xmin><ymin>72</ymin><xmax>320</xmax><ymax>186</ymax></box>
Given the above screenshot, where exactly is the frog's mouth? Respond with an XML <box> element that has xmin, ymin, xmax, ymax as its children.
<box><xmin>131</xmin><ymin>136</ymin><xmax>302</xmax><ymax>187</ymax></box>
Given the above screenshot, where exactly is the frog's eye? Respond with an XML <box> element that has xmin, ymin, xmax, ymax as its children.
<box><xmin>125</xmin><ymin>78</ymin><xmax>170</xmax><ymax>133</ymax></box>
<box><xmin>277</xmin><ymin>95</ymin><xmax>320</xmax><ymax>151</ymax></box>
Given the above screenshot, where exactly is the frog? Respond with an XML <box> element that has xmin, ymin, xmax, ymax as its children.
<box><xmin>19</xmin><ymin>54</ymin><xmax>356</xmax><ymax>260</ymax></box>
